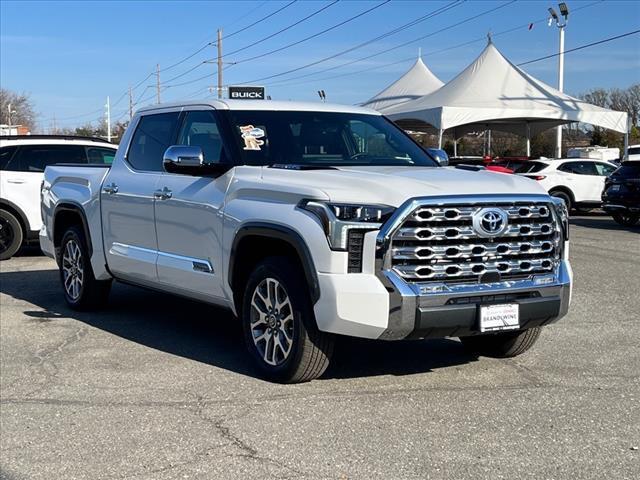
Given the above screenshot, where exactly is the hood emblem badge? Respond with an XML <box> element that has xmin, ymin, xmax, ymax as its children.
<box><xmin>472</xmin><ymin>207</ymin><xmax>508</xmax><ymax>237</ymax></box>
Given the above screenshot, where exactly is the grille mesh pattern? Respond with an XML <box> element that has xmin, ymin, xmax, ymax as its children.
<box><xmin>390</xmin><ymin>202</ymin><xmax>560</xmax><ymax>284</ymax></box>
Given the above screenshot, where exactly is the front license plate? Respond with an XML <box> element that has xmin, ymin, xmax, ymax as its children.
<box><xmin>609</xmin><ymin>185</ymin><xmax>621</xmax><ymax>193</ymax></box>
<box><xmin>479</xmin><ymin>304</ymin><xmax>520</xmax><ymax>332</ymax></box>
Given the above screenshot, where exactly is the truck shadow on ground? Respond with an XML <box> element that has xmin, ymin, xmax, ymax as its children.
<box><xmin>0</xmin><ymin>268</ymin><xmax>478</xmax><ymax>381</ymax></box>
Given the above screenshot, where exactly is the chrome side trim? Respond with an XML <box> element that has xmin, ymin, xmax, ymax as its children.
<box><xmin>110</xmin><ymin>242</ymin><xmax>214</xmax><ymax>275</ymax></box>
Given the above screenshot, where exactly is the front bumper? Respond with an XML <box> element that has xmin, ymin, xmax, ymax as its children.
<box><xmin>376</xmin><ymin>260</ymin><xmax>572</xmax><ymax>340</ymax></box>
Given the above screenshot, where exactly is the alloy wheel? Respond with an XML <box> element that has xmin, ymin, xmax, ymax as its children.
<box><xmin>249</xmin><ymin>277</ymin><xmax>295</xmax><ymax>366</ymax></box>
<box><xmin>62</xmin><ymin>239</ymin><xmax>84</xmax><ymax>300</ymax></box>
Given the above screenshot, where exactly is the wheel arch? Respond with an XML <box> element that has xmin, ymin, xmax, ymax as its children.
<box><xmin>548</xmin><ymin>186</ymin><xmax>575</xmax><ymax>202</ymax></box>
<box><xmin>53</xmin><ymin>202</ymin><xmax>93</xmax><ymax>259</ymax></box>
<box><xmin>0</xmin><ymin>199</ymin><xmax>29</xmax><ymax>237</ymax></box>
<box><xmin>229</xmin><ymin>223</ymin><xmax>320</xmax><ymax>314</ymax></box>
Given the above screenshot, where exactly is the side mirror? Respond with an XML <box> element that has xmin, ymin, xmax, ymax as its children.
<box><xmin>163</xmin><ymin>145</ymin><xmax>204</xmax><ymax>173</ymax></box>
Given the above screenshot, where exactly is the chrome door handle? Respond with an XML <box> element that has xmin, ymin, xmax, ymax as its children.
<box><xmin>7</xmin><ymin>179</ymin><xmax>26</xmax><ymax>184</ymax></box>
<box><xmin>102</xmin><ymin>183</ymin><xmax>119</xmax><ymax>195</ymax></box>
<box><xmin>154</xmin><ymin>187</ymin><xmax>172</xmax><ymax>200</ymax></box>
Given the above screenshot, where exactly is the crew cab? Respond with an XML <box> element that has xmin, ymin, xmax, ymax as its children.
<box><xmin>0</xmin><ymin>135</ymin><xmax>116</xmax><ymax>260</ymax></box>
<box><xmin>516</xmin><ymin>158</ymin><xmax>617</xmax><ymax>212</ymax></box>
<box><xmin>40</xmin><ymin>100</ymin><xmax>572</xmax><ymax>383</ymax></box>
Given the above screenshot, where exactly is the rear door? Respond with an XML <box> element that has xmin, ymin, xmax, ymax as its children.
<box><xmin>101</xmin><ymin>112</ymin><xmax>180</xmax><ymax>284</ymax></box>
<box><xmin>593</xmin><ymin>162</ymin><xmax>617</xmax><ymax>201</ymax></box>
<box><xmin>1</xmin><ymin>144</ymin><xmax>87</xmax><ymax>232</ymax></box>
<box><xmin>153</xmin><ymin>108</ymin><xmax>232</xmax><ymax>300</ymax></box>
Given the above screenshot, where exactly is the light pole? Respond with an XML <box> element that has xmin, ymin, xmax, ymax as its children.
<box><xmin>549</xmin><ymin>2</ymin><xmax>569</xmax><ymax>158</ymax></box>
<box><xmin>7</xmin><ymin>103</ymin><xmax>17</xmax><ymax>133</ymax></box>
<box><xmin>105</xmin><ymin>96</ymin><xmax>111</xmax><ymax>142</ymax></box>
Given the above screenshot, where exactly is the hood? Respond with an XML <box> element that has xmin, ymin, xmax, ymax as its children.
<box><xmin>258</xmin><ymin>166</ymin><xmax>548</xmax><ymax>207</ymax></box>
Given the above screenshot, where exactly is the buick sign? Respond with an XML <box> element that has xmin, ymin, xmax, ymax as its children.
<box><xmin>229</xmin><ymin>86</ymin><xmax>265</xmax><ymax>100</ymax></box>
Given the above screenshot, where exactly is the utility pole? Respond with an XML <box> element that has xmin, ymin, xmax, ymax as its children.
<box><xmin>128</xmin><ymin>86</ymin><xmax>133</xmax><ymax>121</ymax></box>
<box><xmin>548</xmin><ymin>3</ymin><xmax>569</xmax><ymax>158</ymax></box>
<box><xmin>156</xmin><ymin>63</ymin><xmax>161</xmax><ymax>104</ymax></box>
<box><xmin>105</xmin><ymin>96</ymin><xmax>112</xmax><ymax>142</ymax></box>
<box><xmin>217</xmin><ymin>29</ymin><xmax>223</xmax><ymax>99</ymax></box>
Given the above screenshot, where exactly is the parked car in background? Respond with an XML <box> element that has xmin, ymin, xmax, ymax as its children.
<box><xmin>602</xmin><ymin>160</ymin><xmax>640</xmax><ymax>226</ymax></box>
<box><xmin>0</xmin><ymin>135</ymin><xmax>117</xmax><ymax>260</ymax></box>
<box><xmin>516</xmin><ymin>158</ymin><xmax>617</xmax><ymax>212</ymax></box>
<box><xmin>40</xmin><ymin>100</ymin><xmax>571</xmax><ymax>383</ymax></box>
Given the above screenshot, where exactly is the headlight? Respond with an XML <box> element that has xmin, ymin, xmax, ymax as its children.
<box><xmin>551</xmin><ymin>197</ymin><xmax>569</xmax><ymax>240</ymax></box>
<box><xmin>299</xmin><ymin>200</ymin><xmax>395</xmax><ymax>250</ymax></box>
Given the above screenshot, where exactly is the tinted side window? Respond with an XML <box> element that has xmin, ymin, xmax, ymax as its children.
<box><xmin>594</xmin><ymin>162</ymin><xmax>616</xmax><ymax>176</ymax></box>
<box><xmin>0</xmin><ymin>146</ymin><xmax>18</xmax><ymax>170</ymax></box>
<box><xmin>87</xmin><ymin>147</ymin><xmax>117</xmax><ymax>165</ymax></box>
<box><xmin>558</xmin><ymin>161</ymin><xmax>597</xmax><ymax>175</ymax></box>
<box><xmin>127</xmin><ymin>113</ymin><xmax>180</xmax><ymax>171</ymax></box>
<box><xmin>12</xmin><ymin>145</ymin><xmax>87</xmax><ymax>172</ymax></box>
<box><xmin>177</xmin><ymin>111</ymin><xmax>223</xmax><ymax>164</ymax></box>
<box><xmin>516</xmin><ymin>161</ymin><xmax>547</xmax><ymax>173</ymax></box>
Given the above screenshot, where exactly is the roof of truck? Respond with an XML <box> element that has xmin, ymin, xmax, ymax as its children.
<box><xmin>136</xmin><ymin>99</ymin><xmax>381</xmax><ymax>116</ymax></box>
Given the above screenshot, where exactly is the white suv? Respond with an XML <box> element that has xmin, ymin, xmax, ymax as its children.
<box><xmin>0</xmin><ymin>135</ymin><xmax>117</xmax><ymax>260</ymax></box>
<box><xmin>516</xmin><ymin>158</ymin><xmax>617</xmax><ymax>212</ymax></box>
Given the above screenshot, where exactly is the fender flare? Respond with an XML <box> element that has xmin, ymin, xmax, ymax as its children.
<box><xmin>229</xmin><ymin>222</ymin><xmax>320</xmax><ymax>304</ymax></box>
<box><xmin>53</xmin><ymin>202</ymin><xmax>94</xmax><ymax>256</ymax></box>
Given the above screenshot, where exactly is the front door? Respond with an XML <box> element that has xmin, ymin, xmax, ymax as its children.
<box><xmin>153</xmin><ymin>109</ymin><xmax>231</xmax><ymax>301</ymax></box>
<box><xmin>101</xmin><ymin>111</ymin><xmax>180</xmax><ymax>284</ymax></box>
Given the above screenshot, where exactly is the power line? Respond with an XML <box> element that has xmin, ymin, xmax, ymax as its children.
<box><xmin>227</xmin><ymin>0</ymin><xmax>392</xmax><ymax>67</ymax></box>
<box><xmin>223</xmin><ymin>0</ymin><xmax>340</xmax><ymax>59</ymax></box>
<box><xmin>224</xmin><ymin>0</ymin><xmax>299</xmax><ymax>40</ymax></box>
<box><xmin>256</xmin><ymin>0</ymin><xmax>604</xmax><ymax>88</ymax></box>
<box><xmin>517</xmin><ymin>28</ymin><xmax>640</xmax><ymax>66</ymax></box>
<box><xmin>239</xmin><ymin>0</ymin><xmax>514</xmax><ymax>85</ymax></box>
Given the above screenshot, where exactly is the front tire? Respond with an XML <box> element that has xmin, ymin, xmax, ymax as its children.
<box><xmin>460</xmin><ymin>327</ymin><xmax>542</xmax><ymax>358</ymax></box>
<box><xmin>241</xmin><ymin>257</ymin><xmax>334</xmax><ymax>383</ymax></box>
<box><xmin>612</xmin><ymin>212</ymin><xmax>640</xmax><ymax>226</ymax></box>
<box><xmin>0</xmin><ymin>209</ymin><xmax>23</xmax><ymax>260</ymax></box>
<box><xmin>59</xmin><ymin>226</ymin><xmax>111</xmax><ymax>310</ymax></box>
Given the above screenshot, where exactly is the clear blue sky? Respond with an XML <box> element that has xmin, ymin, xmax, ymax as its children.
<box><xmin>1</xmin><ymin>0</ymin><xmax>639</xmax><ymax>132</ymax></box>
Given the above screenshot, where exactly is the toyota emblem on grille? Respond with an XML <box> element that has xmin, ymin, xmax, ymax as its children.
<box><xmin>472</xmin><ymin>207</ymin><xmax>508</xmax><ymax>237</ymax></box>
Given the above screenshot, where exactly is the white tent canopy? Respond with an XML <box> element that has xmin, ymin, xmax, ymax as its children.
<box><xmin>385</xmin><ymin>40</ymin><xmax>629</xmax><ymax>153</ymax></box>
<box><xmin>361</xmin><ymin>56</ymin><xmax>443</xmax><ymax>113</ymax></box>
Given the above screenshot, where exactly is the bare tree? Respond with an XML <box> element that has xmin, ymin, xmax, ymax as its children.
<box><xmin>0</xmin><ymin>88</ymin><xmax>36</xmax><ymax>130</ymax></box>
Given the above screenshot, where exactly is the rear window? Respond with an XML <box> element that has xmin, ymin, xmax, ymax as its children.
<box><xmin>628</xmin><ymin>147</ymin><xmax>640</xmax><ymax>155</ymax></box>
<box><xmin>515</xmin><ymin>161</ymin><xmax>547</xmax><ymax>174</ymax></box>
<box><xmin>9</xmin><ymin>145</ymin><xmax>87</xmax><ymax>172</ymax></box>
<box><xmin>614</xmin><ymin>161</ymin><xmax>640</xmax><ymax>177</ymax></box>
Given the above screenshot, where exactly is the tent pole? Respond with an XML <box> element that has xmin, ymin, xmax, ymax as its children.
<box><xmin>526</xmin><ymin>123</ymin><xmax>531</xmax><ymax>158</ymax></box>
<box><xmin>487</xmin><ymin>130</ymin><xmax>492</xmax><ymax>157</ymax></box>
<box><xmin>623</xmin><ymin>116</ymin><xmax>630</xmax><ymax>161</ymax></box>
<box><xmin>453</xmin><ymin>138</ymin><xmax>458</xmax><ymax>157</ymax></box>
<box><xmin>438</xmin><ymin>129</ymin><xmax>443</xmax><ymax>149</ymax></box>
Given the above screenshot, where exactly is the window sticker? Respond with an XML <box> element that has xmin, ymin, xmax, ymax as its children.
<box><xmin>239</xmin><ymin>125</ymin><xmax>265</xmax><ymax>151</ymax></box>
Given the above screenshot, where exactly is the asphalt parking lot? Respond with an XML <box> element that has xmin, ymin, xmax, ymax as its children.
<box><xmin>1</xmin><ymin>214</ymin><xmax>638</xmax><ymax>480</ymax></box>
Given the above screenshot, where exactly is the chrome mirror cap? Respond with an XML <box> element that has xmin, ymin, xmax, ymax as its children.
<box><xmin>163</xmin><ymin>145</ymin><xmax>204</xmax><ymax>170</ymax></box>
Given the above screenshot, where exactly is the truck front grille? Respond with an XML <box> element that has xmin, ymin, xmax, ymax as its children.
<box><xmin>390</xmin><ymin>201</ymin><xmax>560</xmax><ymax>284</ymax></box>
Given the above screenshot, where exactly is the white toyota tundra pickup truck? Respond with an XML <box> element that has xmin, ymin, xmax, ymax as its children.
<box><xmin>40</xmin><ymin>100</ymin><xmax>572</xmax><ymax>383</ymax></box>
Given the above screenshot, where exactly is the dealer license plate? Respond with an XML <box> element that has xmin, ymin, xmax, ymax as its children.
<box><xmin>608</xmin><ymin>185</ymin><xmax>621</xmax><ymax>193</ymax></box>
<box><xmin>479</xmin><ymin>304</ymin><xmax>520</xmax><ymax>332</ymax></box>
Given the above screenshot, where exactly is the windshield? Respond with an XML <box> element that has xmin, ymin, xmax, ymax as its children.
<box><xmin>225</xmin><ymin>111</ymin><xmax>437</xmax><ymax>167</ymax></box>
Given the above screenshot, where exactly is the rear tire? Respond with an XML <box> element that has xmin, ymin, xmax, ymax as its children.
<box><xmin>460</xmin><ymin>327</ymin><xmax>542</xmax><ymax>358</ymax></box>
<box><xmin>241</xmin><ymin>256</ymin><xmax>334</xmax><ymax>383</ymax></box>
<box><xmin>549</xmin><ymin>190</ymin><xmax>572</xmax><ymax>213</ymax></box>
<box><xmin>612</xmin><ymin>212</ymin><xmax>640</xmax><ymax>226</ymax></box>
<box><xmin>59</xmin><ymin>226</ymin><xmax>111</xmax><ymax>310</ymax></box>
<box><xmin>0</xmin><ymin>209</ymin><xmax>23</xmax><ymax>261</ymax></box>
